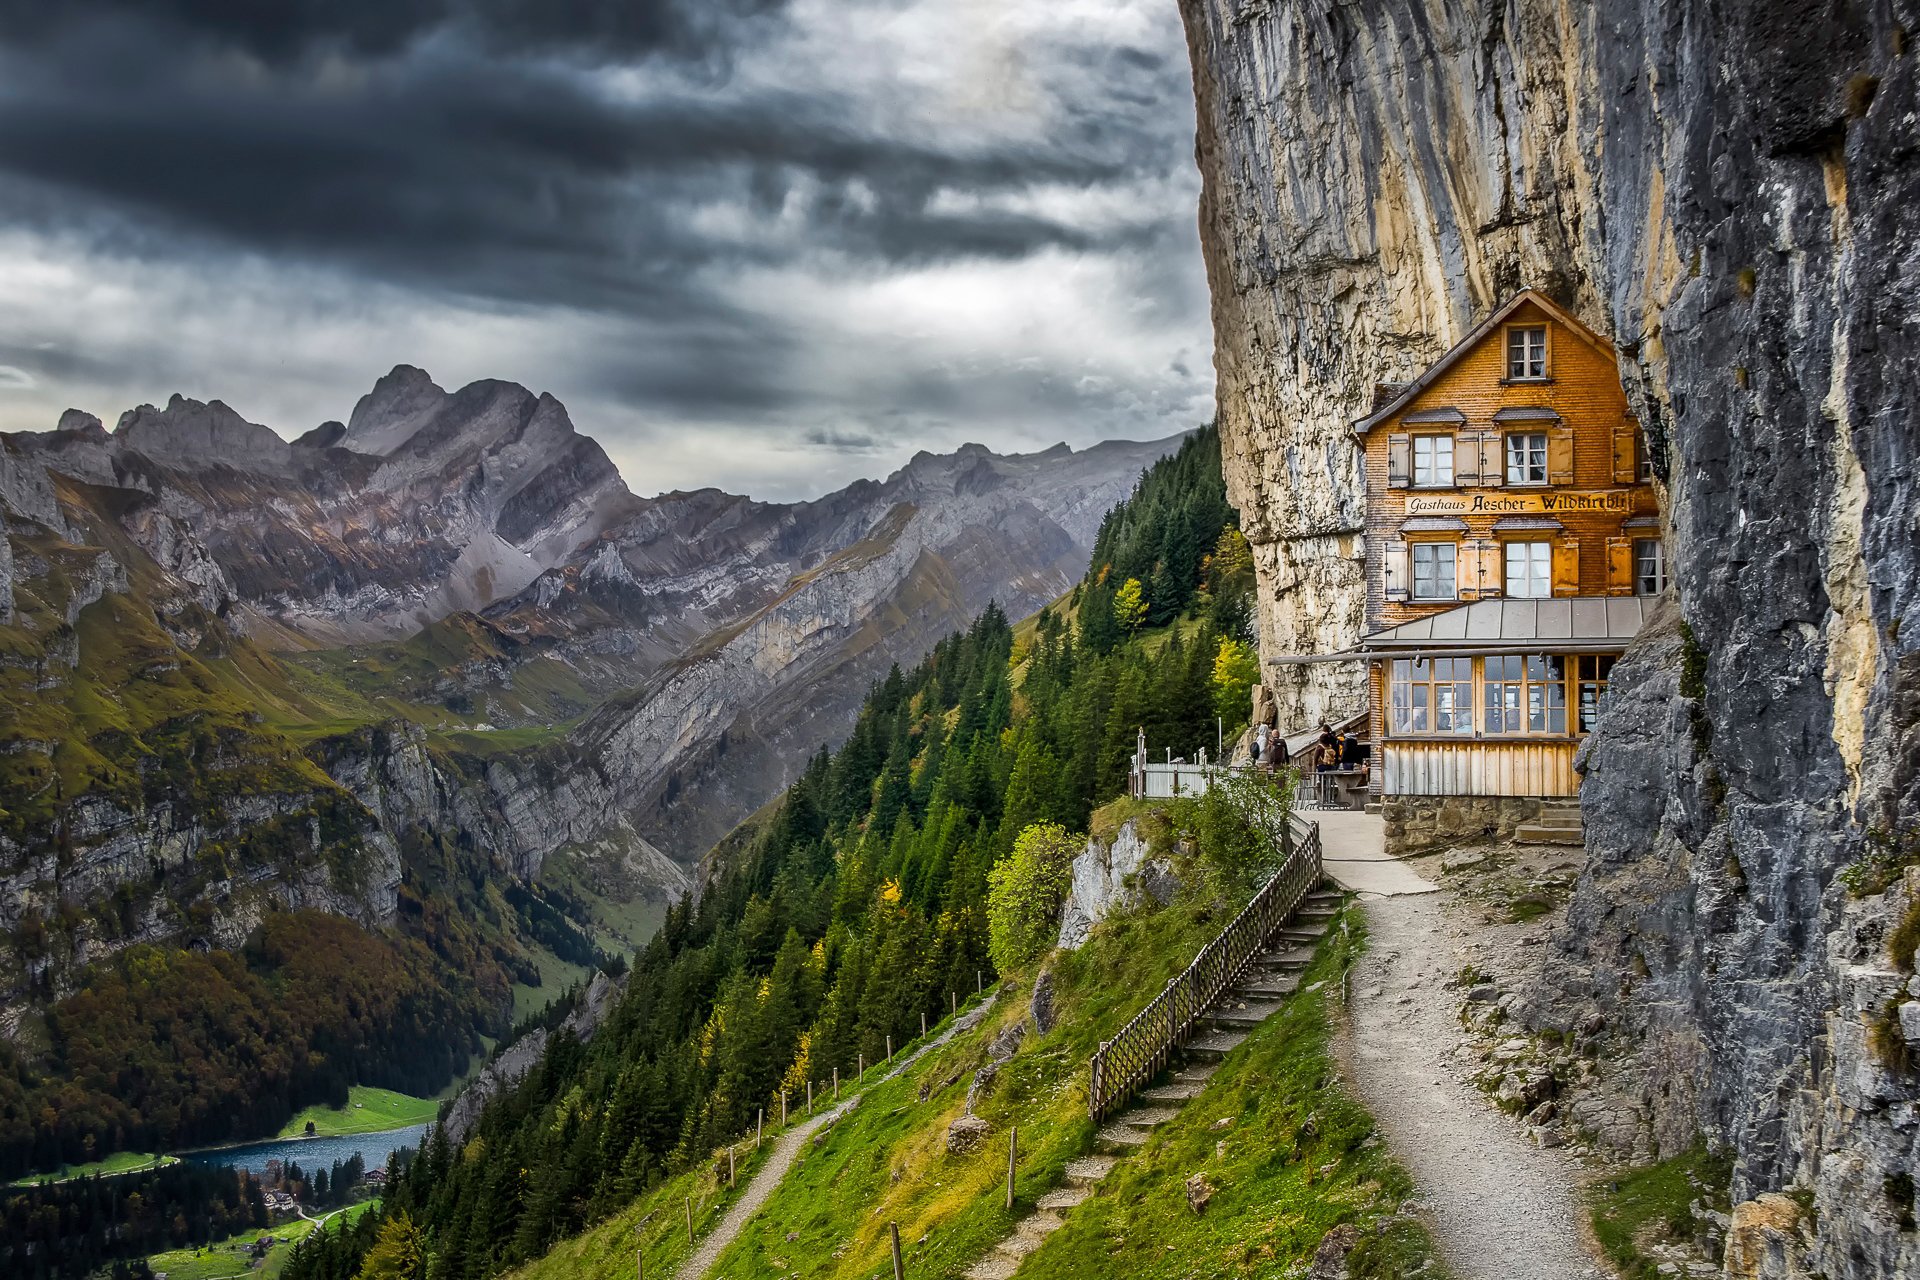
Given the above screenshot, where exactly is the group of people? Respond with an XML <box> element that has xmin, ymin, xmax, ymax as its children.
<box><xmin>1247</xmin><ymin>719</ymin><xmax>1369</xmax><ymax>782</ymax></box>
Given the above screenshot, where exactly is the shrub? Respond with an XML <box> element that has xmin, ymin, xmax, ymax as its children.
<box><xmin>1172</xmin><ymin>770</ymin><xmax>1293</xmax><ymax>900</ymax></box>
<box><xmin>986</xmin><ymin>822</ymin><xmax>1082</xmax><ymax>973</ymax></box>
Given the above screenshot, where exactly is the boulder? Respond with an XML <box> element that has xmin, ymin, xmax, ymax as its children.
<box><xmin>947</xmin><ymin>1115</ymin><xmax>991</xmax><ymax>1155</ymax></box>
<box><xmin>1185</xmin><ymin>1173</ymin><xmax>1213</xmax><ymax>1214</ymax></box>
<box><xmin>1030</xmin><ymin>962</ymin><xmax>1058</xmax><ymax>1034</ymax></box>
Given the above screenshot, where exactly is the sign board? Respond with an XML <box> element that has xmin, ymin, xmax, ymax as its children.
<box><xmin>1402</xmin><ymin>489</ymin><xmax>1634</xmax><ymax>517</ymax></box>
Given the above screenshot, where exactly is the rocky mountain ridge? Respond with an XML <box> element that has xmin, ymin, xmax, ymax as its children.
<box><xmin>1177</xmin><ymin>3</ymin><xmax>1916</xmax><ymax>1276</ymax></box>
<box><xmin>0</xmin><ymin>373</ymin><xmax>1179</xmax><ymax>1026</ymax></box>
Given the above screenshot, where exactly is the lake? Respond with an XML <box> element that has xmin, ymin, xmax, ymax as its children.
<box><xmin>182</xmin><ymin>1123</ymin><xmax>429</xmax><ymax>1177</ymax></box>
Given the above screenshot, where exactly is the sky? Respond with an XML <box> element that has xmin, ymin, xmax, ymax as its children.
<box><xmin>0</xmin><ymin>0</ymin><xmax>1211</xmax><ymax>501</ymax></box>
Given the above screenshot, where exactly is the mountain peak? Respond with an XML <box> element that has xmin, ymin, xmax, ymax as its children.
<box><xmin>113</xmin><ymin>394</ymin><xmax>293</xmax><ymax>473</ymax></box>
<box><xmin>344</xmin><ymin>365</ymin><xmax>449</xmax><ymax>455</ymax></box>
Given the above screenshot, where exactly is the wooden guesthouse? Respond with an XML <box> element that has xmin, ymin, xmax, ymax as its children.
<box><xmin>1346</xmin><ymin>291</ymin><xmax>1664</xmax><ymax>833</ymax></box>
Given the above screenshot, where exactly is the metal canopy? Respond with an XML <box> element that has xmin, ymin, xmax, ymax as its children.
<box><xmin>1356</xmin><ymin>596</ymin><xmax>1648</xmax><ymax>653</ymax></box>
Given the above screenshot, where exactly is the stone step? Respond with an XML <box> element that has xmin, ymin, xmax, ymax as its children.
<box><xmin>1209</xmin><ymin>1000</ymin><xmax>1286</xmax><ymax>1029</ymax></box>
<box><xmin>1173</xmin><ymin>1063</ymin><xmax>1219</xmax><ymax>1085</ymax></box>
<box><xmin>1140</xmin><ymin>1081</ymin><xmax>1204</xmax><ymax>1104</ymax></box>
<box><xmin>993</xmin><ymin>1213</ymin><xmax>1065</xmax><ymax>1261</ymax></box>
<box><xmin>1063</xmin><ymin>1155</ymin><xmax>1119</xmax><ymax>1188</ymax></box>
<box><xmin>1235</xmin><ymin>975</ymin><xmax>1301</xmax><ymax>1000</ymax></box>
<box><xmin>1305</xmin><ymin>889</ymin><xmax>1343</xmax><ymax>904</ymax></box>
<box><xmin>1274</xmin><ymin>924</ymin><xmax>1329</xmax><ymax>945</ymax></box>
<box><xmin>1095</xmin><ymin>1123</ymin><xmax>1152</xmax><ymax>1153</ymax></box>
<box><xmin>1183</xmin><ymin>1030</ymin><xmax>1248</xmax><ymax>1062</ymax></box>
<box><xmin>964</xmin><ymin>1255</ymin><xmax>1021</xmax><ymax>1280</ymax></box>
<box><xmin>1513</xmin><ymin>823</ymin><xmax>1585</xmax><ymax>845</ymax></box>
<box><xmin>1119</xmin><ymin>1106</ymin><xmax>1183</xmax><ymax>1132</ymax></box>
<box><xmin>1037</xmin><ymin>1186</ymin><xmax>1091</xmax><ymax>1213</ymax></box>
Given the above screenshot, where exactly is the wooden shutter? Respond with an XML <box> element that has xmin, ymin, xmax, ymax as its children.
<box><xmin>1612</xmin><ymin>422</ymin><xmax>1640</xmax><ymax>485</ymax></box>
<box><xmin>1480</xmin><ymin>432</ymin><xmax>1505</xmax><ymax>487</ymax></box>
<box><xmin>1606</xmin><ymin>536</ymin><xmax>1635</xmax><ymax>595</ymax></box>
<box><xmin>1457</xmin><ymin>540</ymin><xmax>1498</xmax><ymax>600</ymax></box>
<box><xmin>1386</xmin><ymin>433</ymin><xmax>1411</xmax><ymax>489</ymax></box>
<box><xmin>1476</xmin><ymin>540</ymin><xmax>1504</xmax><ymax>598</ymax></box>
<box><xmin>1547</xmin><ymin>424</ymin><xmax>1576</xmax><ymax>486</ymax></box>
<box><xmin>1453</xmin><ymin>431</ymin><xmax>1483</xmax><ymax>487</ymax></box>
<box><xmin>1383</xmin><ymin>540</ymin><xmax>1410</xmax><ymax>601</ymax></box>
<box><xmin>1551</xmin><ymin>538</ymin><xmax>1582</xmax><ymax>597</ymax></box>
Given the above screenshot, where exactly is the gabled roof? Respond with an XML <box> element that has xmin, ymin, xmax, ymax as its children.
<box><xmin>1352</xmin><ymin>290</ymin><xmax>1615</xmax><ymax>436</ymax></box>
<box><xmin>1356</xmin><ymin>596</ymin><xmax>1648</xmax><ymax>653</ymax></box>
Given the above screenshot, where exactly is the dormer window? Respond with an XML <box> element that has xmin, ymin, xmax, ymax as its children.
<box><xmin>1507</xmin><ymin>325</ymin><xmax>1548</xmax><ymax>380</ymax></box>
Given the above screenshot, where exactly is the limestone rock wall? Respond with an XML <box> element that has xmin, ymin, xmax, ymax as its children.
<box><xmin>1179</xmin><ymin>3</ymin><xmax>1920</xmax><ymax>1276</ymax></box>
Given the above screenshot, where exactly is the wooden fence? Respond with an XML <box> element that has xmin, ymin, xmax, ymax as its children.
<box><xmin>1087</xmin><ymin>812</ymin><xmax>1324</xmax><ymax>1122</ymax></box>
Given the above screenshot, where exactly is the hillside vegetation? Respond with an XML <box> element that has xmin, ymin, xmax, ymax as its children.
<box><xmin>277</xmin><ymin>426</ymin><xmax>1271</xmax><ymax>1280</ymax></box>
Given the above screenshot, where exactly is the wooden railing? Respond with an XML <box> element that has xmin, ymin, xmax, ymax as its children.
<box><xmin>1087</xmin><ymin>813</ymin><xmax>1324</xmax><ymax>1122</ymax></box>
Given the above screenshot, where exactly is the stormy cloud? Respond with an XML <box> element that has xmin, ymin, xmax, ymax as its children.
<box><xmin>0</xmin><ymin>0</ymin><xmax>1210</xmax><ymax>499</ymax></box>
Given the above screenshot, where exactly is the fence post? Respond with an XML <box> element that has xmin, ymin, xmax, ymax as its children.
<box><xmin>890</xmin><ymin>1221</ymin><xmax>905</xmax><ymax>1280</ymax></box>
<box><xmin>950</xmin><ymin>990</ymin><xmax>957</xmax><ymax>1016</ymax></box>
<box><xmin>808</xmin><ymin>1079</ymin><xmax>813</xmax><ymax>1115</ymax></box>
<box><xmin>756</xmin><ymin>1108</ymin><xmax>763</xmax><ymax>1150</ymax></box>
<box><xmin>781</xmin><ymin>1091</ymin><xmax>787</xmax><ymax>1127</ymax></box>
<box><xmin>729</xmin><ymin>1145</ymin><xmax>735</xmax><ymax>1188</ymax></box>
<box><xmin>921</xmin><ymin>1011</ymin><xmax>927</xmax><ymax>1038</ymax></box>
<box><xmin>685</xmin><ymin>1196</ymin><xmax>693</xmax><ymax>1245</ymax></box>
<box><xmin>1006</xmin><ymin>1124</ymin><xmax>1017</xmax><ymax>1212</ymax></box>
<box><xmin>886</xmin><ymin>1034</ymin><xmax>892</xmax><ymax>1064</ymax></box>
<box><xmin>833</xmin><ymin>1067</ymin><xmax>839</xmax><ymax>1102</ymax></box>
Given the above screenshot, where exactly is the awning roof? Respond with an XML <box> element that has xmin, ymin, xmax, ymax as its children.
<box><xmin>1356</xmin><ymin>597</ymin><xmax>1649</xmax><ymax>653</ymax></box>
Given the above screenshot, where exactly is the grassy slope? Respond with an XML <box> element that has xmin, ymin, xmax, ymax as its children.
<box><xmin>6</xmin><ymin>1150</ymin><xmax>178</xmax><ymax>1186</ymax></box>
<box><xmin>147</xmin><ymin>1199</ymin><xmax>382</xmax><ymax>1280</ymax></box>
<box><xmin>275</xmin><ymin>1087</ymin><xmax>442</xmax><ymax>1140</ymax></box>
<box><xmin>505</xmin><ymin>883</ymin><xmax>1444</xmax><ymax>1280</ymax></box>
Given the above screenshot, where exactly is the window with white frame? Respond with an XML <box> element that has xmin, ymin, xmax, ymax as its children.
<box><xmin>1505</xmin><ymin>432</ymin><xmax>1548</xmax><ymax>484</ymax></box>
<box><xmin>1634</xmin><ymin>538</ymin><xmax>1667</xmax><ymax>595</ymax></box>
<box><xmin>1507</xmin><ymin>325</ymin><xmax>1548</xmax><ymax>379</ymax></box>
<box><xmin>1411</xmin><ymin>542</ymin><xmax>1456</xmax><ymax>600</ymax></box>
<box><xmin>1503</xmin><ymin>541</ymin><xmax>1552</xmax><ymax>598</ymax></box>
<box><xmin>1412</xmin><ymin>434</ymin><xmax>1454</xmax><ymax>487</ymax></box>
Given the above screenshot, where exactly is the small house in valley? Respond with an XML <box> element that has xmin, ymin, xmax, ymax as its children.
<box><xmin>1348</xmin><ymin>290</ymin><xmax>1664</xmax><ymax>840</ymax></box>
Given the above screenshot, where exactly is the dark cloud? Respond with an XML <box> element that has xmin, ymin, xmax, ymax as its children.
<box><xmin>0</xmin><ymin>0</ymin><xmax>789</xmax><ymax>65</ymax></box>
<box><xmin>0</xmin><ymin>0</ymin><xmax>1210</xmax><ymax>496</ymax></box>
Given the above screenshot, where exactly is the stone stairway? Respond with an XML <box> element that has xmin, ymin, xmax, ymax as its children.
<box><xmin>963</xmin><ymin>889</ymin><xmax>1342</xmax><ymax>1280</ymax></box>
<box><xmin>1513</xmin><ymin>798</ymin><xmax>1585</xmax><ymax>846</ymax></box>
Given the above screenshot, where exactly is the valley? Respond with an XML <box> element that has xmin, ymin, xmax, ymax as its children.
<box><xmin>0</xmin><ymin>370</ymin><xmax>1182</xmax><ymax>1192</ymax></box>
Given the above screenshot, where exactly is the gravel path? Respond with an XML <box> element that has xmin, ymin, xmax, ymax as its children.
<box><xmin>1340</xmin><ymin>893</ymin><xmax>1610</xmax><ymax>1280</ymax></box>
<box><xmin>677</xmin><ymin>995</ymin><xmax>999</xmax><ymax>1280</ymax></box>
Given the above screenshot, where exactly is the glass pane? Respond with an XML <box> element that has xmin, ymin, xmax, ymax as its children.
<box><xmin>1411</xmin><ymin>685</ymin><xmax>1429</xmax><ymax>732</ymax></box>
<box><xmin>1392</xmin><ymin>683</ymin><xmax>1411</xmax><ymax>733</ymax></box>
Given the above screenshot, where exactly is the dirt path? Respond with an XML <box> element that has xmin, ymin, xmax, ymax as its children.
<box><xmin>1341</xmin><ymin>892</ymin><xmax>1609</xmax><ymax>1280</ymax></box>
<box><xmin>677</xmin><ymin>995</ymin><xmax>998</xmax><ymax>1280</ymax></box>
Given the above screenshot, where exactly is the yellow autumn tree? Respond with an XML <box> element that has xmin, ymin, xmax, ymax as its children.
<box><xmin>1112</xmin><ymin>577</ymin><xmax>1147</xmax><ymax>632</ymax></box>
<box><xmin>359</xmin><ymin>1211</ymin><xmax>424</xmax><ymax>1280</ymax></box>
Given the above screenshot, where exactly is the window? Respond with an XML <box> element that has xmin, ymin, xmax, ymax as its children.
<box><xmin>1507</xmin><ymin>325</ymin><xmax>1548</xmax><ymax>379</ymax></box>
<box><xmin>1637</xmin><ymin>438</ymin><xmax>1655</xmax><ymax>482</ymax></box>
<box><xmin>1576</xmin><ymin>655</ymin><xmax>1616</xmax><ymax>733</ymax></box>
<box><xmin>1503</xmin><ymin>541</ymin><xmax>1553</xmax><ymax>599</ymax></box>
<box><xmin>1634</xmin><ymin>539</ymin><xmax>1667</xmax><ymax>595</ymax></box>
<box><xmin>1505</xmin><ymin>432</ymin><xmax>1548</xmax><ymax>484</ymax></box>
<box><xmin>1411</xmin><ymin>542</ymin><xmax>1456</xmax><ymax>600</ymax></box>
<box><xmin>1390</xmin><ymin>658</ymin><xmax>1474</xmax><ymax>735</ymax></box>
<box><xmin>1412</xmin><ymin>434</ymin><xmax>1454</xmax><ymax>487</ymax></box>
<box><xmin>1483</xmin><ymin>654</ymin><xmax>1567</xmax><ymax>734</ymax></box>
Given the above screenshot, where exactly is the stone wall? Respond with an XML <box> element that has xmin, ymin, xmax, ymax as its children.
<box><xmin>1381</xmin><ymin>795</ymin><xmax>1555</xmax><ymax>857</ymax></box>
<box><xmin>1178</xmin><ymin>3</ymin><xmax>1920</xmax><ymax>1275</ymax></box>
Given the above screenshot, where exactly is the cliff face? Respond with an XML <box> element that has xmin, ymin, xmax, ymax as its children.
<box><xmin>1179</xmin><ymin>2</ymin><xmax>1918</xmax><ymax>1275</ymax></box>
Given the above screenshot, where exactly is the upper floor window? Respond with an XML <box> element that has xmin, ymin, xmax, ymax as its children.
<box><xmin>1412</xmin><ymin>434</ymin><xmax>1454</xmax><ymax>487</ymax></box>
<box><xmin>1503</xmin><ymin>541</ymin><xmax>1553</xmax><ymax>599</ymax></box>
<box><xmin>1411</xmin><ymin>542</ymin><xmax>1456</xmax><ymax>600</ymax></box>
<box><xmin>1637</xmin><ymin>439</ymin><xmax>1656</xmax><ymax>482</ymax></box>
<box><xmin>1634</xmin><ymin>539</ymin><xmax>1667</xmax><ymax>595</ymax></box>
<box><xmin>1505</xmin><ymin>432</ymin><xmax>1548</xmax><ymax>484</ymax></box>
<box><xmin>1507</xmin><ymin>325</ymin><xmax>1548</xmax><ymax>379</ymax></box>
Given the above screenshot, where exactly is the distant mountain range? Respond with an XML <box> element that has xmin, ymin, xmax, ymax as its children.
<box><xmin>0</xmin><ymin>368</ymin><xmax>1181</xmax><ymax>1024</ymax></box>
